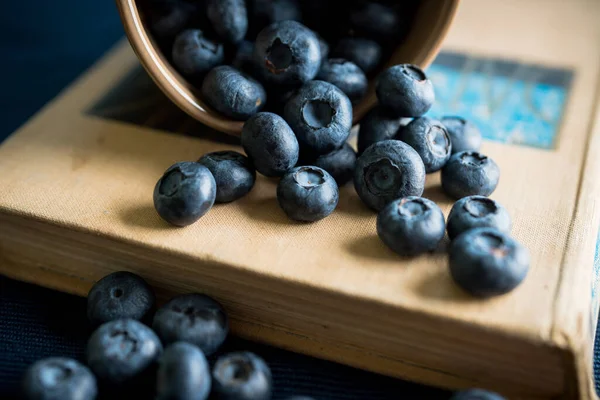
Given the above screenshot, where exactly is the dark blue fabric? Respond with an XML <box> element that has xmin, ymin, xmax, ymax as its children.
<box><xmin>0</xmin><ymin>1</ymin><xmax>597</xmax><ymax>398</ymax></box>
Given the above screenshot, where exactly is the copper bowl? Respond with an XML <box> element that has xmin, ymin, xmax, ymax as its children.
<box><xmin>116</xmin><ymin>0</ymin><xmax>460</xmax><ymax>137</ymax></box>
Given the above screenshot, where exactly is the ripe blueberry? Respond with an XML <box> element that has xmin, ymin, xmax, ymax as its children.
<box><xmin>172</xmin><ymin>29</ymin><xmax>224</xmax><ymax>81</ymax></box>
<box><xmin>201</xmin><ymin>66</ymin><xmax>266</xmax><ymax>120</ymax></box>
<box><xmin>152</xmin><ymin>293</ymin><xmax>229</xmax><ymax>356</ymax></box>
<box><xmin>441</xmin><ymin>116</ymin><xmax>483</xmax><ymax>154</ymax></box>
<box><xmin>317</xmin><ymin>58</ymin><xmax>368</xmax><ymax>104</ymax></box>
<box><xmin>277</xmin><ymin>166</ymin><xmax>339</xmax><ymax>222</ymax></box>
<box><xmin>87</xmin><ymin>271</ymin><xmax>155</xmax><ymax>327</ymax></box>
<box><xmin>398</xmin><ymin>117</ymin><xmax>452</xmax><ymax>173</ymax></box>
<box><xmin>206</xmin><ymin>0</ymin><xmax>248</xmax><ymax>43</ymax></box>
<box><xmin>308</xmin><ymin>143</ymin><xmax>357</xmax><ymax>186</ymax></box>
<box><xmin>284</xmin><ymin>80</ymin><xmax>352</xmax><ymax>155</ymax></box>
<box><xmin>332</xmin><ymin>37</ymin><xmax>382</xmax><ymax>74</ymax></box>
<box><xmin>146</xmin><ymin>1</ymin><xmax>199</xmax><ymax>42</ymax></box>
<box><xmin>156</xmin><ymin>342</ymin><xmax>211</xmax><ymax>400</ymax></box>
<box><xmin>349</xmin><ymin>2</ymin><xmax>404</xmax><ymax>40</ymax></box>
<box><xmin>197</xmin><ymin>151</ymin><xmax>256</xmax><ymax>203</ymax></box>
<box><xmin>254</xmin><ymin>21</ymin><xmax>321</xmax><ymax>85</ymax></box>
<box><xmin>449</xmin><ymin>228</ymin><xmax>530</xmax><ymax>297</ymax></box>
<box><xmin>357</xmin><ymin>106</ymin><xmax>408</xmax><ymax>155</ymax></box>
<box><xmin>212</xmin><ymin>352</ymin><xmax>273</xmax><ymax>400</ymax></box>
<box><xmin>22</xmin><ymin>358</ymin><xmax>97</xmax><ymax>400</ymax></box>
<box><xmin>354</xmin><ymin>140</ymin><xmax>426</xmax><ymax>211</ymax></box>
<box><xmin>248</xmin><ymin>0</ymin><xmax>302</xmax><ymax>38</ymax></box>
<box><xmin>447</xmin><ymin>196</ymin><xmax>511</xmax><ymax>240</ymax></box>
<box><xmin>376</xmin><ymin>64</ymin><xmax>434</xmax><ymax>117</ymax></box>
<box><xmin>232</xmin><ymin>40</ymin><xmax>257</xmax><ymax>75</ymax></box>
<box><xmin>86</xmin><ymin>319</ymin><xmax>163</xmax><ymax>386</ymax></box>
<box><xmin>451</xmin><ymin>389</ymin><xmax>506</xmax><ymax>400</ymax></box>
<box><xmin>377</xmin><ymin>197</ymin><xmax>445</xmax><ymax>256</ymax></box>
<box><xmin>153</xmin><ymin>162</ymin><xmax>216</xmax><ymax>227</ymax></box>
<box><xmin>441</xmin><ymin>151</ymin><xmax>500</xmax><ymax>199</ymax></box>
<box><xmin>241</xmin><ymin>112</ymin><xmax>299</xmax><ymax>177</ymax></box>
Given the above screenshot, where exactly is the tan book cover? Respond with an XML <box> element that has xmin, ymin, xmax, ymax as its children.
<box><xmin>1</xmin><ymin>1</ymin><xmax>599</xmax><ymax>398</ymax></box>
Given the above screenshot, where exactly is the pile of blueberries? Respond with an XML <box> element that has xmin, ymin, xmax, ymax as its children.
<box><xmin>150</xmin><ymin>0</ymin><xmax>529</xmax><ymax>300</ymax></box>
<box><xmin>18</xmin><ymin>2</ymin><xmax>525</xmax><ymax>398</ymax></box>
<box><xmin>21</xmin><ymin>271</ymin><xmax>506</xmax><ymax>400</ymax></box>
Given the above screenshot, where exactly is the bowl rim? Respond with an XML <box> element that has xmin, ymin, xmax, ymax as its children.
<box><xmin>116</xmin><ymin>0</ymin><xmax>461</xmax><ymax>137</ymax></box>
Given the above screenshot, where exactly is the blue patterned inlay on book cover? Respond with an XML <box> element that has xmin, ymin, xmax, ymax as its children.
<box><xmin>427</xmin><ymin>52</ymin><xmax>573</xmax><ymax>150</ymax></box>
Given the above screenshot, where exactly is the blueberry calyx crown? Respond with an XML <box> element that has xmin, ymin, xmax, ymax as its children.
<box><xmin>427</xmin><ymin>124</ymin><xmax>451</xmax><ymax>157</ymax></box>
<box><xmin>159</xmin><ymin>168</ymin><xmax>185</xmax><ymax>196</ymax></box>
<box><xmin>464</xmin><ymin>197</ymin><xmax>497</xmax><ymax>217</ymax></box>
<box><xmin>171</xmin><ymin>303</ymin><xmax>222</xmax><ymax>324</ymax></box>
<box><xmin>302</xmin><ymin>100</ymin><xmax>335</xmax><ymax>129</ymax></box>
<box><xmin>265</xmin><ymin>38</ymin><xmax>293</xmax><ymax>74</ymax></box>
<box><xmin>217</xmin><ymin>357</ymin><xmax>254</xmax><ymax>383</ymax></box>
<box><xmin>474</xmin><ymin>231</ymin><xmax>510</xmax><ymax>258</ymax></box>
<box><xmin>107</xmin><ymin>329</ymin><xmax>139</xmax><ymax>356</ymax></box>
<box><xmin>42</xmin><ymin>361</ymin><xmax>74</xmax><ymax>385</ymax></box>
<box><xmin>364</xmin><ymin>158</ymin><xmax>402</xmax><ymax>196</ymax></box>
<box><xmin>460</xmin><ymin>151</ymin><xmax>488</xmax><ymax>166</ymax></box>
<box><xmin>293</xmin><ymin>167</ymin><xmax>325</xmax><ymax>188</ymax></box>
<box><xmin>397</xmin><ymin>198</ymin><xmax>428</xmax><ymax>218</ymax></box>
<box><xmin>401</xmin><ymin>64</ymin><xmax>426</xmax><ymax>82</ymax></box>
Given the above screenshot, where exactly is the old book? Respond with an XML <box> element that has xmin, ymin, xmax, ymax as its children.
<box><xmin>1</xmin><ymin>1</ymin><xmax>599</xmax><ymax>398</ymax></box>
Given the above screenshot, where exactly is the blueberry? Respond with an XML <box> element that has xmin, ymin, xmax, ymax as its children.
<box><xmin>172</xmin><ymin>29</ymin><xmax>224</xmax><ymax>81</ymax></box>
<box><xmin>332</xmin><ymin>38</ymin><xmax>382</xmax><ymax>74</ymax></box>
<box><xmin>450</xmin><ymin>389</ymin><xmax>506</xmax><ymax>400</ymax></box>
<box><xmin>86</xmin><ymin>319</ymin><xmax>163</xmax><ymax>386</ymax></box>
<box><xmin>277</xmin><ymin>166</ymin><xmax>339</xmax><ymax>222</ymax></box>
<box><xmin>248</xmin><ymin>0</ymin><xmax>302</xmax><ymax>38</ymax></box>
<box><xmin>232</xmin><ymin>40</ymin><xmax>257</xmax><ymax>75</ymax></box>
<box><xmin>317</xmin><ymin>58</ymin><xmax>368</xmax><ymax>104</ymax></box>
<box><xmin>146</xmin><ymin>1</ymin><xmax>200</xmax><ymax>42</ymax></box>
<box><xmin>201</xmin><ymin>66</ymin><xmax>266</xmax><ymax>120</ymax></box>
<box><xmin>307</xmin><ymin>143</ymin><xmax>357</xmax><ymax>186</ymax></box>
<box><xmin>254</xmin><ymin>21</ymin><xmax>321</xmax><ymax>85</ymax></box>
<box><xmin>377</xmin><ymin>197</ymin><xmax>445</xmax><ymax>256</ymax></box>
<box><xmin>441</xmin><ymin>116</ymin><xmax>483</xmax><ymax>154</ymax></box>
<box><xmin>197</xmin><ymin>151</ymin><xmax>256</xmax><ymax>203</ymax></box>
<box><xmin>156</xmin><ymin>342</ymin><xmax>211</xmax><ymax>400</ymax></box>
<box><xmin>241</xmin><ymin>112</ymin><xmax>299</xmax><ymax>177</ymax></box>
<box><xmin>441</xmin><ymin>151</ymin><xmax>500</xmax><ymax>199</ymax></box>
<box><xmin>376</xmin><ymin>64</ymin><xmax>435</xmax><ymax>117</ymax></box>
<box><xmin>349</xmin><ymin>2</ymin><xmax>404</xmax><ymax>40</ymax></box>
<box><xmin>153</xmin><ymin>162</ymin><xmax>216</xmax><ymax>227</ymax></box>
<box><xmin>152</xmin><ymin>293</ymin><xmax>228</xmax><ymax>355</ymax></box>
<box><xmin>316</xmin><ymin>33</ymin><xmax>330</xmax><ymax>62</ymax></box>
<box><xmin>206</xmin><ymin>0</ymin><xmax>247</xmax><ymax>43</ymax></box>
<box><xmin>284</xmin><ymin>80</ymin><xmax>352</xmax><ymax>155</ymax></box>
<box><xmin>354</xmin><ymin>140</ymin><xmax>426</xmax><ymax>211</ymax></box>
<box><xmin>212</xmin><ymin>352</ymin><xmax>272</xmax><ymax>400</ymax></box>
<box><xmin>357</xmin><ymin>106</ymin><xmax>408</xmax><ymax>154</ymax></box>
<box><xmin>87</xmin><ymin>271</ymin><xmax>155</xmax><ymax>327</ymax></box>
<box><xmin>398</xmin><ymin>117</ymin><xmax>452</xmax><ymax>173</ymax></box>
<box><xmin>447</xmin><ymin>196</ymin><xmax>511</xmax><ymax>240</ymax></box>
<box><xmin>22</xmin><ymin>357</ymin><xmax>97</xmax><ymax>400</ymax></box>
<box><xmin>449</xmin><ymin>228</ymin><xmax>530</xmax><ymax>297</ymax></box>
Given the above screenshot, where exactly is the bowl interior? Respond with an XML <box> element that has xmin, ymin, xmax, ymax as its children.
<box><xmin>117</xmin><ymin>0</ymin><xmax>459</xmax><ymax>137</ymax></box>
